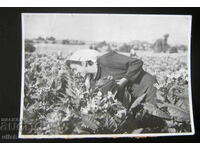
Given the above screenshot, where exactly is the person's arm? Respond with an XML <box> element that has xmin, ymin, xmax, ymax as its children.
<box><xmin>123</xmin><ymin>58</ymin><xmax>143</xmax><ymax>82</ymax></box>
<box><xmin>116</xmin><ymin>58</ymin><xmax>143</xmax><ymax>88</ymax></box>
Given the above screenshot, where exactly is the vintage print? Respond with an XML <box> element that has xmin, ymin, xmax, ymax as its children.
<box><xmin>19</xmin><ymin>14</ymin><xmax>194</xmax><ymax>138</ymax></box>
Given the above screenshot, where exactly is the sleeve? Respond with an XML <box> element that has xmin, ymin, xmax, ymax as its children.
<box><xmin>123</xmin><ymin>57</ymin><xmax>143</xmax><ymax>82</ymax></box>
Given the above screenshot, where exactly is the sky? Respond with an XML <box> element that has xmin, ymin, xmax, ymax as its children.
<box><xmin>23</xmin><ymin>14</ymin><xmax>192</xmax><ymax>45</ymax></box>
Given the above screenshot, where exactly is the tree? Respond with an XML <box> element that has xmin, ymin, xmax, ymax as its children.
<box><xmin>62</xmin><ymin>39</ymin><xmax>70</xmax><ymax>45</ymax></box>
<box><xmin>37</xmin><ymin>36</ymin><xmax>45</xmax><ymax>41</ymax></box>
<box><xmin>118</xmin><ymin>43</ymin><xmax>132</xmax><ymax>53</ymax></box>
<box><xmin>46</xmin><ymin>36</ymin><xmax>56</xmax><ymax>41</ymax></box>
<box><xmin>46</xmin><ymin>36</ymin><xmax>57</xmax><ymax>44</ymax></box>
<box><xmin>96</xmin><ymin>41</ymin><xmax>107</xmax><ymax>49</ymax></box>
<box><xmin>179</xmin><ymin>45</ymin><xmax>188</xmax><ymax>52</ymax></box>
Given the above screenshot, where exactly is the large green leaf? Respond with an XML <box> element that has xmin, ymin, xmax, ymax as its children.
<box><xmin>129</xmin><ymin>93</ymin><xmax>146</xmax><ymax>111</ymax></box>
<box><xmin>163</xmin><ymin>103</ymin><xmax>190</xmax><ymax>122</ymax></box>
<box><xmin>105</xmin><ymin>115</ymin><xmax>118</xmax><ymax>131</ymax></box>
<box><xmin>143</xmin><ymin>103</ymin><xmax>171</xmax><ymax>120</ymax></box>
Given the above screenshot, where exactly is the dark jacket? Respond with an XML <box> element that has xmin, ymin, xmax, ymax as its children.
<box><xmin>91</xmin><ymin>51</ymin><xmax>157</xmax><ymax>107</ymax></box>
<box><xmin>95</xmin><ymin>51</ymin><xmax>144</xmax><ymax>82</ymax></box>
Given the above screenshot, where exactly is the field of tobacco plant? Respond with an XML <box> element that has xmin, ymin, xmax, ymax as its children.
<box><xmin>22</xmin><ymin>50</ymin><xmax>192</xmax><ymax>135</ymax></box>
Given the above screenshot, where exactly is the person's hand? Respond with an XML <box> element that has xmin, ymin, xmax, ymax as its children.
<box><xmin>85</xmin><ymin>74</ymin><xmax>91</xmax><ymax>91</ymax></box>
<box><xmin>116</xmin><ymin>78</ymin><xmax>128</xmax><ymax>87</ymax></box>
<box><xmin>114</xmin><ymin>78</ymin><xmax>128</xmax><ymax>100</ymax></box>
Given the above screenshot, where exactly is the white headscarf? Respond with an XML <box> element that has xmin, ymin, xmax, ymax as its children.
<box><xmin>69</xmin><ymin>49</ymin><xmax>101</xmax><ymax>76</ymax></box>
<box><xmin>69</xmin><ymin>49</ymin><xmax>101</xmax><ymax>90</ymax></box>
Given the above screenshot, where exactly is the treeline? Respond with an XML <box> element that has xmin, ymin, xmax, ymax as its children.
<box><xmin>25</xmin><ymin>35</ymin><xmax>188</xmax><ymax>54</ymax></box>
<box><xmin>89</xmin><ymin>41</ymin><xmax>188</xmax><ymax>53</ymax></box>
<box><xmin>25</xmin><ymin>36</ymin><xmax>86</xmax><ymax>52</ymax></box>
<box><xmin>26</xmin><ymin>36</ymin><xmax>85</xmax><ymax>45</ymax></box>
<box><xmin>62</xmin><ymin>39</ymin><xmax>85</xmax><ymax>45</ymax></box>
<box><xmin>89</xmin><ymin>41</ymin><xmax>152</xmax><ymax>52</ymax></box>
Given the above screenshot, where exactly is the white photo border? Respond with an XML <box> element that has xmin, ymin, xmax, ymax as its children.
<box><xmin>19</xmin><ymin>13</ymin><xmax>195</xmax><ymax>139</ymax></box>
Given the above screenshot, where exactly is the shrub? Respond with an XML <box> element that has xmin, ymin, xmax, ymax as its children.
<box><xmin>169</xmin><ymin>46</ymin><xmax>178</xmax><ymax>53</ymax></box>
<box><xmin>25</xmin><ymin>42</ymin><xmax>36</xmax><ymax>53</ymax></box>
<box><xmin>179</xmin><ymin>45</ymin><xmax>188</xmax><ymax>52</ymax></box>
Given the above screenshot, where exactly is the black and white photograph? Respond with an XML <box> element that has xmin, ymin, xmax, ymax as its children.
<box><xmin>19</xmin><ymin>13</ymin><xmax>194</xmax><ymax>138</ymax></box>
